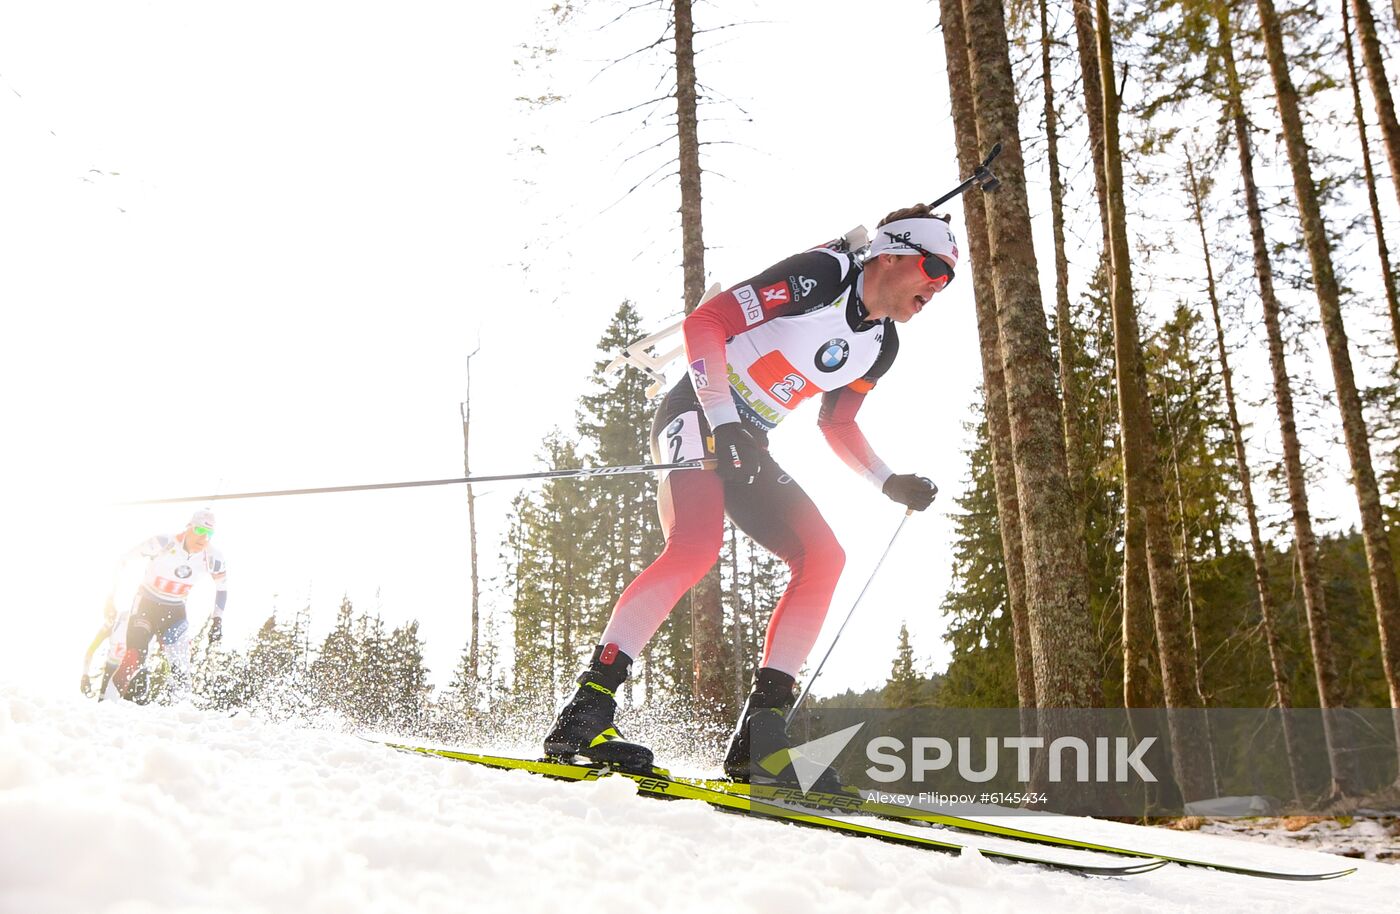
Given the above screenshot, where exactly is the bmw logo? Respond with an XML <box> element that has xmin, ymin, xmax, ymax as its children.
<box><xmin>175</xmin><ymin>565</ymin><xmax>193</xmax><ymax>579</ymax></box>
<box><xmin>665</xmin><ymin>417</ymin><xmax>685</xmax><ymax>436</ymax></box>
<box><xmin>815</xmin><ymin>338</ymin><xmax>850</xmax><ymax>372</ymax></box>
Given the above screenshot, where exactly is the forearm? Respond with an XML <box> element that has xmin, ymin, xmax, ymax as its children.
<box><xmin>817</xmin><ymin>389</ymin><xmax>893</xmax><ymax>487</ymax></box>
<box><xmin>821</xmin><ymin>422</ymin><xmax>893</xmax><ymax>487</ymax></box>
<box><xmin>682</xmin><ymin>299</ymin><xmax>743</xmax><ymax>428</ymax></box>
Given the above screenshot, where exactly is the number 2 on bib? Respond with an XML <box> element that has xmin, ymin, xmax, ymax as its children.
<box><xmin>769</xmin><ymin>373</ymin><xmax>807</xmax><ymax>404</ymax></box>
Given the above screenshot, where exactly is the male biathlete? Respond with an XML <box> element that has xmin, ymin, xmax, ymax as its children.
<box><xmin>98</xmin><ymin>509</ymin><xmax>229</xmax><ymax>702</ymax></box>
<box><xmin>544</xmin><ymin>205</ymin><xmax>954</xmax><ymax>786</ymax></box>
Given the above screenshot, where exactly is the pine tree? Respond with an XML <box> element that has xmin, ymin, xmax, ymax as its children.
<box><xmin>938</xmin><ymin>0</ymin><xmax>1038</xmax><ymax>712</ymax></box>
<box><xmin>576</xmin><ymin>301</ymin><xmax>667</xmax><ymax>700</ymax></box>
<box><xmin>1254</xmin><ymin>0</ymin><xmax>1400</xmax><ymax>768</ymax></box>
<box><xmin>310</xmin><ymin>597</ymin><xmax>360</xmax><ymax>718</ymax></box>
<box><xmin>383</xmin><ymin>620</ymin><xmax>429</xmax><ymax>731</ymax></box>
<box><xmin>945</xmin><ymin>0</ymin><xmax>1103</xmax><ymax>710</ymax></box>
<box><xmin>1185</xmin><ymin>148</ymin><xmax>1303</xmax><ymax>798</ymax></box>
<box><xmin>940</xmin><ymin>401</ymin><xmax>1019</xmax><ymax>708</ymax></box>
<box><xmin>353</xmin><ymin>612</ymin><xmax>392</xmax><ymax>726</ymax></box>
<box><xmin>885</xmin><ymin>625</ymin><xmax>925</xmax><ymax>709</ymax></box>
<box><xmin>1340</xmin><ymin>0</ymin><xmax>1400</xmax><ymax>358</ymax></box>
<box><xmin>505</xmin><ymin>489</ymin><xmax>555</xmax><ymax>709</ymax></box>
<box><xmin>443</xmin><ymin>639</ymin><xmax>484</xmax><ymax>719</ymax></box>
<box><xmin>192</xmin><ymin>621</ymin><xmax>252</xmax><ymax>711</ymax></box>
<box><xmin>245</xmin><ymin>613</ymin><xmax>304</xmax><ymax>717</ymax></box>
<box><xmin>1347</xmin><ymin>0</ymin><xmax>1400</xmax><ymax>221</ymax></box>
<box><xmin>1096</xmin><ymin>2</ymin><xmax>1213</xmax><ymax>810</ymax></box>
<box><xmin>1207</xmin><ymin>0</ymin><xmax>1353</xmax><ymax>794</ymax></box>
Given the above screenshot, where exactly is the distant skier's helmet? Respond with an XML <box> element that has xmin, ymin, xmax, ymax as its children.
<box><xmin>869</xmin><ymin>216</ymin><xmax>959</xmax><ymax>283</ymax></box>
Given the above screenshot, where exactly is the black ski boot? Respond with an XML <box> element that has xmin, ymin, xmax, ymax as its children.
<box><xmin>544</xmin><ymin>644</ymin><xmax>654</xmax><ymax>771</ymax></box>
<box><xmin>724</xmin><ymin>668</ymin><xmax>844</xmax><ymax>794</ymax></box>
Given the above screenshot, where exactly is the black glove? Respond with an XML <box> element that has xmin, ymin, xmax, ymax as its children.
<box><xmin>711</xmin><ymin>422</ymin><xmax>763</xmax><ymax>485</ymax></box>
<box><xmin>883</xmin><ymin>474</ymin><xmax>938</xmax><ymax>511</ymax></box>
<box><xmin>208</xmin><ymin>617</ymin><xmax>223</xmax><ymax>644</ymax></box>
<box><xmin>80</xmin><ymin>673</ymin><xmax>93</xmax><ymax>697</ymax></box>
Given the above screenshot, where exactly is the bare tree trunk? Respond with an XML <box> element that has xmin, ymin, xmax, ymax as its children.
<box><xmin>1071</xmin><ymin>0</ymin><xmax>1155</xmax><ymax>711</ymax></box>
<box><xmin>1343</xmin><ymin>0</ymin><xmax>1400</xmax><ymax>356</ymax></box>
<box><xmin>1069</xmin><ymin>0</ymin><xmax>1112</xmax><ymax>256</ymax></box>
<box><xmin>1096</xmin><ymin>0</ymin><xmax>1211</xmax><ymax>800</ymax></box>
<box><xmin>689</xmin><ymin>575</ymin><xmax>726</xmax><ymax>708</ymax></box>
<box><xmin>674</xmin><ymin>0</ymin><xmax>725</xmax><ymax>713</ymax></box>
<box><xmin>1217</xmin><ymin>5</ymin><xmax>1350</xmax><ymax>792</ymax></box>
<box><xmin>1184</xmin><ymin>152</ymin><xmax>1302</xmax><ymax>801</ymax></box>
<box><xmin>1041</xmin><ymin>0</ymin><xmax>1086</xmax><ymax>537</ymax></box>
<box><xmin>949</xmin><ymin>0</ymin><xmax>1101</xmax><ymax>709</ymax></box>
<box><xmin>675</xmin><ymin>0</ymin><xmax>705</xmax><ymax>311</ymax></box>
<box><xmin>1350</xmin><ymin>0</ymin><xmax>1400</xmax><ymax>221</ymax></box>
<box><xmin>461</xmin><ymin>350</ymin><xmax>482</xmax><ymax>686</ymax></box>
<box><xmin>1162</xmin><ymin>326</ymin><xmax>1222</xmax><ymax>795</ymax></box>
<box><xmin>1256</xmin><ymin>0</ymin><xmax>1400</xmax><ymax>764</ymax></box>
<box><xmin>1121</xmin><ymin>460</ymin><xmax>1156</xmax><ymax>708</ymax></box>
<box><xmin>1072</xmin><ymin>0</ymin><xmax>1155</xmax><ymax>709</ymax></box>
<box><xmin>563</xmin><ymin>553</ymin><xmax>575</xmax><ymax>678</ymax></box>
<box><xmin>730</xmin><ymin>525</ymin><xmax>744</xmax><ymax>708</ymax></box>
<box><xmin>942</xmin><ymin>0</ymin><xmax>1037</xmax><ymax>712</ymax></box>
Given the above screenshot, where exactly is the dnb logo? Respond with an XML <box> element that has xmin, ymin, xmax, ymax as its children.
<box><xmin>174</xmin><ymin>565</ymin><xmax>193</xmax><ymax>579</ymax></box>
<box><xmin>815</xmin><ymin>338</ymin><xmax>850</xmax><ymax>373</ymax></box>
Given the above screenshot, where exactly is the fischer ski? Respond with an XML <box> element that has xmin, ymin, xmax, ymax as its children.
<box><xmin>374</xmin><ymin>742</ymin><xmax>1167</xmax><ymax>877</ymax></box>
<box><xmin>682</xmin><ymin>778</ymin><xmax>1357</xmax><ymax>882</ymax></box>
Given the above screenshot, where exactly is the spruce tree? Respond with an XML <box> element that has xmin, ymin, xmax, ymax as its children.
<box><xmin>885</xmin><ymin>625</ymin><xmax>925</xmax><ymax>709</ymax></box>
<box><xmin>940</xmin><ymin>401</ymin><xmax>1019</xmax><ymax>708</ymax></box>
<box><xmin>310</xmin><ymin>597</ymin><xmax>361</xmax><ymax>718</ymax></box>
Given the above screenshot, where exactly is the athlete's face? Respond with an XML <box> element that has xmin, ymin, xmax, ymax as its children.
<box><xmin>183</xmin><ymin>526</ymin><xmax>211</xmax><ymax>552</ymax></box>
<box><xmin>865</xmin><ymin>253</ymin><xmax>947</xmax><ymax>323</ymax></box>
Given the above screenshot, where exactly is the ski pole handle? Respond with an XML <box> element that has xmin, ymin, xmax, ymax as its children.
<box><xmin>929</xmin><ymin>143</ymin><xmax>1003</xmax><ymax>208</ymax></box>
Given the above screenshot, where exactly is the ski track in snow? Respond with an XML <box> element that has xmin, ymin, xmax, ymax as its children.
<box><xmin>2</xmin><ymin>682</ymin><xmax>1396</xmax><ymax>914</ymax></box>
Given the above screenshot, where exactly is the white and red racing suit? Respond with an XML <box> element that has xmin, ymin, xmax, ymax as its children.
<box><xmin>106</xmin><ymin>534</ymin><xmax>228</xmax><ymax>700</ymax></box>
<box><xmin>599</xmin><ymin>239</ymin><xmax>899</xmax><ymax>676</ymax></box>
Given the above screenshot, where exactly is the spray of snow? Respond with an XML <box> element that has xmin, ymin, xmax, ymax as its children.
<box><xmin>3</xmin><ymin>681</ymin><xmax>1398</xmax><ymax>914</ymax></box>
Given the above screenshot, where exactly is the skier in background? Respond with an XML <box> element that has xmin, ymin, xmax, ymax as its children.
<box><xmin>79</xmin><ymin>595</ymin><xmax>121</xmax><ymax>697</ymax></box>
<box><xmin>98</xmin><ymin>509</ymin><xmax>229</xmax><ymax>702</ymax></box>
<box><xmin>80</xmin><ymin>597</ymin><xmax>172</xmax><ymax>703</ymax></box>
<box><xmin>544</xmin><ymin>205</ymin><xmax>953</xmax><ymax>787</ymax></box>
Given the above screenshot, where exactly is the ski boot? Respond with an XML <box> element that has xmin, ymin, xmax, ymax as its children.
<box><xmin>544</xmin><ymin>644</ymin><xmax>654</xmax><ymax>771</ymax></box>
<box><xmin>724</xmin><ymin>668</ymin><xmax>845</xmax><ymax>794</ymax></box>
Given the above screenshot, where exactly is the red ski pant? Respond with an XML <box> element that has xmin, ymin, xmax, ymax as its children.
<box><xmin>599</xmin><ymin>443</ymin><xmax>845</xmax><ymax>678</ymax></box>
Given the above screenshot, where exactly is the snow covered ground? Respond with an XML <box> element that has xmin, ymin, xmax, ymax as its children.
<box><xmin>3</xmin><ymin>681</ymin><xmax>1397</xmax><ymax>914</ymax></box>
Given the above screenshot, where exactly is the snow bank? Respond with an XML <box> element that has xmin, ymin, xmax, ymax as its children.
<box><xmin>2</xmin><ymin>682</ymin><xmax>1396</xmax><ymax>914</ymax></box>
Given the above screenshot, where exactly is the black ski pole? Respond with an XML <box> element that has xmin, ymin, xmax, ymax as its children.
<box><xmin>119</xmin><ymin>459</ymin><xmax>718</xmax><ymax>506</ymax></box>
<box><xmin>928</xmin><ymin>143</ymin><xmax>1002</xmax><ymax>209</ymax></box>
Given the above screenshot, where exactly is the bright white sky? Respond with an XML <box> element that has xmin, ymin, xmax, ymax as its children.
<box><xmin>0</xmin><ymin>1</ymin><xmax>1384</xmax><ymax>702</ymax></box>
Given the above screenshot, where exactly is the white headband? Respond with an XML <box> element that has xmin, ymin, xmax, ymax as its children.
<box><xmin>869</xmin><ymin>216</ymin><xmax>959</xmax><ymax>271</ymax></box>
